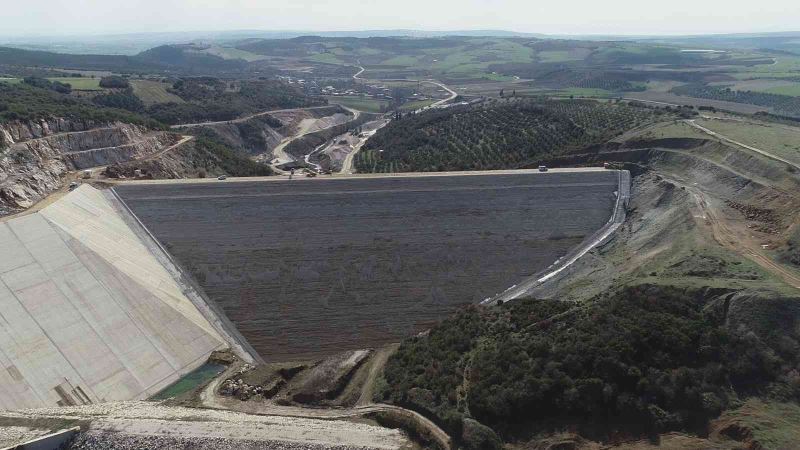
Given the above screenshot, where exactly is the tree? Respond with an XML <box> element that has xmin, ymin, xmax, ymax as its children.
<box><xmin>99</xmin><ymin>76</ymin><xmax>130</xmax><ymax>89</ymax></box>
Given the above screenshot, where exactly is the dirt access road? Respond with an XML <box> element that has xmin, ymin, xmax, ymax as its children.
<box><xmin>170</xmin><ymin>106</ymin><xmax>335</xmax><ymax>129</ymax></box>
<box><xmin>352</xmin><ymin>63</ymin><xmax>457</xmax><ymax>108</ymax></box>
<box><xmin>269</xmin><ymin>105</ymin><xmax>360</xmax><ymax>168</ymax></box>
<box><xmin>339</xmin><ymin>118</ymin><xmax>391</xmax><ymax>174</ymax></box>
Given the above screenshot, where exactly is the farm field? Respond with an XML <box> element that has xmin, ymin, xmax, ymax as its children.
<box><xmin>116</xmin><ymin>172</ymin><xmax>619</xmax><ymax>361</ymax></box>
<box><xmin>130</xmin><ymin>79</ymin><xmax>185</xmax><ymax>105</ymax></box>
<box><xmin>48</xmin><ymin>77</ymin><xmax>102</xmax><ymax>90</ymax></box>
<box><xmin>0</xmin><ymin>77</ymin><xmax>20</xmax><ymax>84</ymax></box>
<box><xmin>324</xmin><ymin>95</ymin><xmax>387</xmax><ymax>112</ymax></box>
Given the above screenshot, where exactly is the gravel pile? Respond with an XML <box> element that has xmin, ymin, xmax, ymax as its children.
<box><xmin>68</xmin><ymin>433</ymin><xmax>375</xmax><ymax>450</ymax></box>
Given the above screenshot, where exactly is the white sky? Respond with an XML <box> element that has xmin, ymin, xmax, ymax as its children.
<box><xmin>2</xmin><ymin>0</ymin><xmax>798</xmax><ymax>36</ymax></box>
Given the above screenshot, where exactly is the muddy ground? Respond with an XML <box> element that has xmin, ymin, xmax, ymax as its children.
<box><xmin>116</xmin><ymin>172</ymin><xmax>618</xmax><ymax>361</ymax></box>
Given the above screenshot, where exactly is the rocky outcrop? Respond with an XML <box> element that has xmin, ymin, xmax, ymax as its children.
<box><xmin>0</xmin><ymin>119</ymin><xmax>179</xmax><ymax>215</ymax></box>
<box><xmin>104</xmin><ymin>137</ymin><xmax>273</xmax><ymax>180</ymax></box>
<box><xmin>0</xmin><ymin>118</ymin><xmax>100</xmax><ymax>145</ymax></box>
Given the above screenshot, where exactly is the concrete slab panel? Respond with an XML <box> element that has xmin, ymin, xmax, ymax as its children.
<box><xmin>0</xmin><ymin>224</ymin><xmax>35</xmax><ymax>274</ymax></box>
<box><xmin>0</xmin><ymin>263</ymin><xmax>50</xmax><ymax>294</ymax></box>
<box><xmin>6</xmin><ymin>213</ymin><xmax>56</xmax><ymax>244</ymax></box>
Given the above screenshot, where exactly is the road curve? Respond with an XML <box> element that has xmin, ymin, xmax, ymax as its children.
<box><xmin>424</xmin><ymin>80</ymin><xmax>458</xmax><ymax>107</ymax></box>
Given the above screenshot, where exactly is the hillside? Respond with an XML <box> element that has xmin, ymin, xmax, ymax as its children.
<box><xmin>381</xmin><ymin>284</ymin><xmax>800</xmax><ymax>442</ymax></box>
<box><xmin>356</xmin><ymin>99</ymin><xmax>668</xmax><ymax>172</ymax></box>
<box><xmin>0</xmin><ymin>45</ymin><xmax>249</xmax><ymax>76</ymax></box>
<box><xmin>0</xmin><ymin>81</ymin><xmax>157</xmax><ymax>126</ymax></box>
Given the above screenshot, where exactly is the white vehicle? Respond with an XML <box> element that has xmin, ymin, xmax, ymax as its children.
<box><xmin>217</xmin><ymin>175</ymin><xmax>227</xmax><ymax>180</ymax></box>
<box><xmin>538</xmin><ymin>165</ymin><xmax>548</xmax><ymax>172</ymax></box>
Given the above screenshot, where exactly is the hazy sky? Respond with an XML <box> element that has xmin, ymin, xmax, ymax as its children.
<box><xmin>3</xmin><ymin>0</ymin><xmax>798</xmax><ymax>36</ymax></box>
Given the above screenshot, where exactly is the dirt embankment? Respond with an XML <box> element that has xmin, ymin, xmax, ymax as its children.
<box><xmin>194</xmin><ymin>106</ymin><xmax>349</xmax><ymax>158</ymax></box>
<box><xmin>283</xmin><ymin>112</ymin><xmax>380</xmax><ymax>161</ymax></box>
<box><xmin>512</xmin><ymin>134</ymin><xmax>800</xmax><ymax>448</ymax></box>
<box><xmin>0</xmin><ymin>119</ymin><xmax>179</xmax><ymax>215</ymax></box>
<box><xmin>525</xmin><ymin>125</ymin><xmax>800</xmax><ymax>299</ymax></box>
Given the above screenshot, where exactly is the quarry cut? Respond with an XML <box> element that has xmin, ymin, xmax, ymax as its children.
<box><xmin>116</xmin><ymin>171</ymin><xmax>619</xmax><ymax>361</ymax></box>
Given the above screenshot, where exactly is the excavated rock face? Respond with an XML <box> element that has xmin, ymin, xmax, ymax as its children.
<box><xmin>0</xmin><ymin>119</ymin><xmax>178</xmax><ymax>215</ymax></box>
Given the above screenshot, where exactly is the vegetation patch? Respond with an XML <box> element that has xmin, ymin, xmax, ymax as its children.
<box><xmin>672</xmin><ymin>84</ymin><xmax>800</xmax><ymax>117</ymax></box>
<box><xmin>380</xmin><ymin>284</ymin><xmax>800</xmax><ymax>442</ymax></box>
<box><xmin>0</xmin><ymin>81</ymin><xmax>158</xmax><ymax>126</ymax></box>
<box><xmin>146</xmin><ymin>77</ymin><xmax>324</xmax><ymax>125</ymax></box>
<box><xmin>356</xmin><ymin>99</ymin><xmax>665</xmax><ymax>172</ymax></box>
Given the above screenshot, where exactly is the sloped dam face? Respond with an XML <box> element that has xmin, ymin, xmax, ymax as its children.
<box><xmin>0</xmin><ymin>186</ymin><xmax>228</xmax><ymax>410</ymax></box>
<box><xmin>116</xmin><ymin>171</ymin><xmax>619</xmax><ymax>362</ymax></box>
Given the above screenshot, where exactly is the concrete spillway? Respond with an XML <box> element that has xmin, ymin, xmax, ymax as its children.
<box><xmin>0</xmin><ymin>185</ymin><xmax>240</xmax><ymax>410</ymax></box>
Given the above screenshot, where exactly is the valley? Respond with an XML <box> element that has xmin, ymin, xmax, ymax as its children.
<box><xmin>1</xmin><ymin>26</ymin><xmax>800</xmax><ymax>450</ymax></box>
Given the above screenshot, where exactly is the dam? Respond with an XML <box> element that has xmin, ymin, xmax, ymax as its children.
<box><xmin>0</xmin><ymin>185</ymin><xmax>249</xmax><ymax>410</ymax></box>
<box><xmin>116</xmin><ymin>170</ymin><xmax>620</xmax><ymax>361</ymax></box>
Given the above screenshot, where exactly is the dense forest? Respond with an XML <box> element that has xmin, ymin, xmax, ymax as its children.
<box><xmin>380</xmin><ymin>285</ymin><xmax>800</xmax><ymax>445</ymax></box>
<box><xmin>0</xmin><ymin>81</ymin><xmax>158</xmax><ymax>126</ymax></box>
<box><xmin>146</xmin><ymin>77</ymin><xmax>326</xmax><ymax>125</ymax></box>
<box><xmin>356</xmin><ymin>99</ymin><xmax>665</xmax><ymax>172</ymax></box>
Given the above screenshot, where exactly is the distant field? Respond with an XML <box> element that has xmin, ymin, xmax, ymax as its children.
<box><xmin>307</xmin><ymin>52</ymin><xmax>346</xmax><ymax>64</ymax></box>
<box><xmin>0</xmin><ymin>78</ymin><xmax>20</xmax><ymax>84</ymax></box>
<box><xmin>712</xmin><ymin>79</ymin><xmax>800</xmax><ymax>97</ymax></box>
<box><xmin>325</xmin><ymin>95</ymin><xmax>387</xmax><ymax>113</ymax></box>
<box><xmin>765</xmin><ymin>84</ymin><xmax>800</xmax><ymax>96</ymax></box>
<box><xmin>130</xmin><ymin>79</ymin><xmax>184</xmax><ymax>105</ymax></box>
<box><xmin>399</xmin><ymin>99</ymin><xmax>435</xmax><ymax>111</ymax></box>
<box><xmin>695</xmin><ymin>117</ymin><xmax>800</xmax><ymax>166</ymax></box>
<box><xmin>200</xmin><ymin>45</ymin><xmax>268</xmax><ymax>62</ymax></box>
<box><xmin>48</xmin><ymin>77</ymin><xmax>102</xmax><ymax>90</ymax></box>
<box><xmin>552</xmin><ymin>87</ymin><xmax>615</xmax><ymax>98</ymax></box>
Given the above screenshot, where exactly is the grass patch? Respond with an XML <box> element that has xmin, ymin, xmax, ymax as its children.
<box><xmin>0</xmin><ymin>77</ymin><xmax>20</xmax><ymax>84</ymax></box>
<box><xmin>130</xmin><ymin>79</ymin><xmax>184</xmax><ymax>105</ymax></box>
<box><xmin>537</xmin><ymin>50</ymin><xmax>579</xmax><ymax>62</ymax></box>
<box><xmin>47</xmin><ymin>77</ymin><xmax>102</xmax><ymax>90</ymax></box>
<box><xmin>306</xmin><ymin>52</ymin><xmax>346</xmax><ymax>65</ymax></box>
<box><xmin>718</xmin><ymin>399</ymin><xmax>800</xmax><ymax>449</ymax></box>
<box><xmin>764</xmin><ymin>84</ymin><xmax>800</xmax><ymax>97</ymax></box>
<box><xmin>325</xmin><ymin>95</ymin><xmax>387</xmax><ymax>113</ymax></box>
<box><xmin>695</xmin><ymin>118</ymin><xmax>800</xmax><ymax>166</ymax></box>
<box><xmin>553</xmin><ymin>87</ymin><xmax>615</xmax><ymax>98</ymax></box>
<box><xmin>399</xmin><ymin>99</ymin><xmax>436</xmax><ymax>111</ymax></box>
